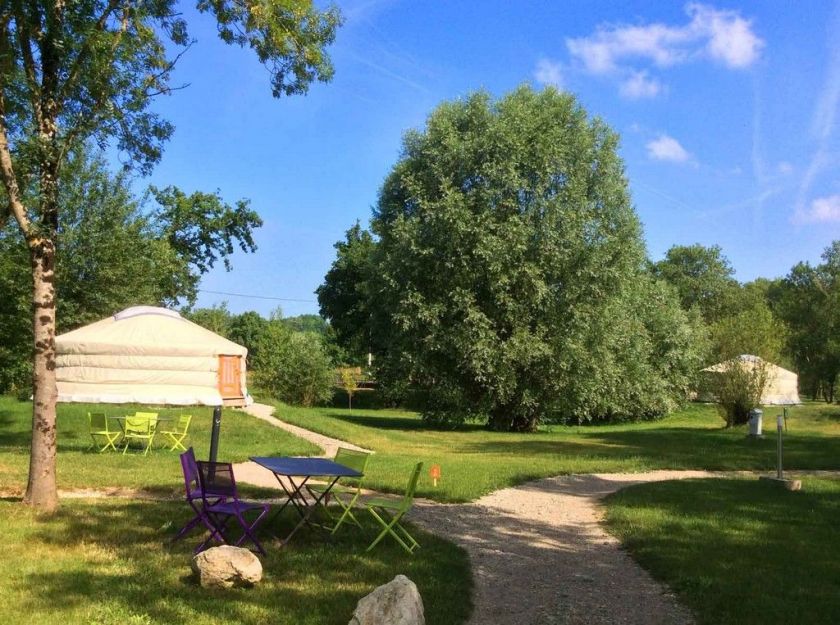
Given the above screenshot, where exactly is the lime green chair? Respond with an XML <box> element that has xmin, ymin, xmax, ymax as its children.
<box><xmin>122</xmin><ymin>412</ymin><xmax>158</xmax><ymax>455</ymax></box>
<box><xmin>160</xmin><ymin>414</ymin><xmax>192</xmax><ymax>451</ymax></box>
<box><xmin>365</xmin><ymin>462</ymin><xmax>423</xmax><ymax>555</ymax></box>
<box><xmin>307</xmin><ymin>448</ymin><xmax>371</xmax><ymax>534</ymax></box>
<box><xmin>88</xmin><ymin>412</ymin><xmax>121</xmax><ymax>452</ymax></box>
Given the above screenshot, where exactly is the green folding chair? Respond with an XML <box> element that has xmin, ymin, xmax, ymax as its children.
<box><xmin>160</xmin><ymin>414</ymin><xmax>192</xmax><ymax>451</ymax></box>
<box><xmin>122</xmin><ymin>413</ymin><xmax>158</xmax><ymax>456</ymax></box>
<box><xmin>88</xmin><ymin>412</ymin><xmax>121</xmax><ymax>452</ymax></box>
<box><xmin>306</xmin><ymin>448</ymin><xmax>371</xmax><ymax>534</ymax></box>
<box><xmin>365</xmin><ymin>462</ymin><xmax>423</xmax><ymax>555</ymax></box>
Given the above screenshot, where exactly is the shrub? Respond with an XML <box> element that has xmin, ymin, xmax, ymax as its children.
<box><xmin>253</xmin><ymin>323</ymin><xmax>335</xmax><ymax>407</ymax></box>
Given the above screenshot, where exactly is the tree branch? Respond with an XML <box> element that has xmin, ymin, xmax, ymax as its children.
<box><xmin>0</xmin><ymin>87</ymin><xmax>31</xmax><ymax>236</ymax></box>
<box><xmin>10</xmin><ymin>0</ymin><xmax>43</xmax><ymax>129</ymax></box>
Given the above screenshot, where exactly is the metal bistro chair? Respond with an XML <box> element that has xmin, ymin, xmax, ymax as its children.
<box><xmin>306</xmin><ymin>448</ymin><xmax>371</xmax><ymax>534</ymax></box>
<box><xmin>88</xmin><ymin>411</ymin><xmax>122</xmax><ymax>452</ymax></box>
<box><xmin>196</xmin><ymin>460</ymin><xmax>270</xmax><ymax>555</ymax></box>
<box><xmin>174</xmin><ymin>447</ymin><xmax>224</xmax><ymax>545</ymax></box>
<box><xmin>160</xmin><ymin>414</ymin><xmax>192</xmax><ymax>452</ymax></box>
<box><xmin>122</xmin><ymin>412</ymin><xmax>158</xmax><ymax>455</ymax></box>
<box><xmin>365</xmin><ymin>462</ymin><xmax>423</xmax><ymax>555</ymax></box>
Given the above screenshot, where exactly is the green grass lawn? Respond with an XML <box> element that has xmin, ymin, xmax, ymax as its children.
<box><xmin>0</xmin><ymin>497</ymin><xmax>471</xmax><ymax>625</ymax></box>
<box><xmin>270</xmin><ymin>401</ymin><xmax>840</xmax><ymax>502</ymax></box>
<box><xmin>0</xmin><ymin>397</ymin><xmax>320</xmax><ymax>495</ymax></box>
<box><xmin>603</xmin><ymin>477</ymin><xmax>840</xmax><ymax>625</ymax></box>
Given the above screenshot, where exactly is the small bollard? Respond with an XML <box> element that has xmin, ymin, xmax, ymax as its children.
<box><xmin>759</xmin><ymin>413</ymin><xmax>802</xmax><ymax>491</ymax></box>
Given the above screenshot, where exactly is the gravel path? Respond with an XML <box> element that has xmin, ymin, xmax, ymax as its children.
<box><xmin>410</xmin><ymin>471</ymin><xmax>716</xmax><ymax>625</ymax></box>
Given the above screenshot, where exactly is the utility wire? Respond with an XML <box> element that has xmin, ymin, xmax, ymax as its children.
<box><xmin>198</xmin><ymin>289</ymin><xmax>316</xmax><ymax>304</ymax></box>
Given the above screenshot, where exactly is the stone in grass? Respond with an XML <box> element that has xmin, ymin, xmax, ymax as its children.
<box><xmin>349</xmin><ymin>574</ymin><xmax>425</xmax><ymax>625</ymax></box>
<box><xmin>191</xmin><ymin>545</ymin><xmax>263</xmax><ymax>589</ymax></box>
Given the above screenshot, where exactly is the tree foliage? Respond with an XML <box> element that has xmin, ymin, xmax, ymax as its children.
<box><xmin>316</xmin><ymin>222</ymin><xmax>376</xmax><ymax>363</ymax></box>
<box><xmin>652</xmin><ymin>244</ymin><xmax>739</xmax><ymax>324</ymax></box>
<box><xmin>775</xmin><ymin>242</ymin><xmax>840</xmax><ymax>402</ymax></box>
<box><xmin>0</xmin><ymin>0</ymin><xmax>342</xmax><ymax>509</ymax></box>
<box><xmin>252</xmin><ymin>322</ymin><xmax>334</xmax><ymax>406</ymax></box>
<box><xmin>322</xmin><ymin>87</ymin><xmax>702</xmax><ymax>430</ymax></box>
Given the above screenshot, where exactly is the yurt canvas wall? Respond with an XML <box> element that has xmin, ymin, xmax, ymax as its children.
<box><xmin>699</xmin><ymin>355</ymin><xmax>801</xmax><ymax>405</ymax></box>
<box><xmin>56</xmin><ymin>306</ymin><xmax>251</xmax><ymax>406</ymax></box>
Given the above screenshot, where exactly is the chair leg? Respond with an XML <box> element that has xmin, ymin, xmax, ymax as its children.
<box><xmin>367</xmin><ymin>508</ymin><xmax>417</xmax><ymax>554</ymax></box>
<box><xmin>167</xmin><ymin>432</ymin><xmax>187</xmax><ymax>452</ymax></box>
<box><xmin>331</xmin><ymin>491</ymin><xmax>363</xmax><ymax>534</ymax></box>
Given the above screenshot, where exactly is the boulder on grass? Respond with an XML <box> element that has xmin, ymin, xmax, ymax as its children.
<box><xmin>349</xmin><ymin>574</ymin><xmax>425</xmax><ymax>625</ymax></box>
<box><xmin>191</xmin><ymin>545</ymin><xmax>262</xmax><ymax>589</ymax></box>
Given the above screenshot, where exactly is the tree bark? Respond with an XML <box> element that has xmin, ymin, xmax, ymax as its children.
<box><xmin>22</xmin><ymin>236</ymin><xmax>59</xmax><ymax>512</ymax></box>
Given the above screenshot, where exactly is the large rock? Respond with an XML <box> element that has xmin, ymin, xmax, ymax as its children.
<box><xmin>191</xmin><ymin>545</ymin><xmax>263</xmax><ymax>589</ymax></box>
<box><xmin>349</xmin><ymin>575</ymin><xmax>425</xmax><ymax>625</ymax></box>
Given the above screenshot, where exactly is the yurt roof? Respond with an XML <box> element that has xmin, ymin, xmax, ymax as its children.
<box><xmin>57</xmin><ymin>306</ymin><xmax>247</xmax><ymax>358</ymax></box>
<box><xmin>701</xmin><ymin>354</ymin><xmax>796</xmax><ymax>379</ymax></box>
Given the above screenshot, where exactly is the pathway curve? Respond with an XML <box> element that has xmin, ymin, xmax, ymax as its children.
<box><xmin>409</xmin><ymin>471</ymin><xmax>716</xmax><ymax>625</ymax></box>
<box><xmin>233</xmin><ymin>402</ymin><xmax>371</xmax><ymax>490</ymax></box>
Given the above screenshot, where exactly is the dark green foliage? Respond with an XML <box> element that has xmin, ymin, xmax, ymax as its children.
<box><xmin>775</xmin><ymin>241</ymin><xmax>840</xmax><ymax>402</ymax></box>
<box><xmin>652</xmin><ymin>243</ymin><xmax>739</xmax><ymax>324</ymax></box>
<box><xmin>358</xmin><ymin>86</ymin><xmax>701</xmax><ymax>429</ymax></box>
<box><xmin>316</xmin><ymin>223</ymin><xmax>376</xmax><ymax>363</ymax></box>
<box><xmin>283</xmin><ymin>314</ymin><xmax>328</xmax><ymax>335</ymax></box>
<box><xmin>151</xmin><ymin>186</ymin><xmax>263</xmax><ymax>275</ymax></box>
<box><xmin>228</xmin><ymin>310</ymin><xmax>269</xmax><ymax>364</ymax></box>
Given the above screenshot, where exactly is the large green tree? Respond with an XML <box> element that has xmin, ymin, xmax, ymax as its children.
<box><xmin>651</xmin><ymin>244</ymin><xmax>739</xmax><ymax>324</ymax></box>
<box><xmin>361</xmin><ymin>86</ymin><xmax>700</xmax><ymax>430</ymax></box>
<box><xmin>775</xmin><ymin>242</ymin><xmax>840</xmax><ymax>402</ymax></box>
<box><xmin>0</xmin><ymin>0</ymin><xmax>341</xmax><ymax>510</ymax></box>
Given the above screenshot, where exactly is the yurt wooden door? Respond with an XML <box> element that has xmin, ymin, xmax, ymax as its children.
<box><xmin>218</xmin><ymin>355</ymin><xmax>242</xmax><ymax>398</ymax></box>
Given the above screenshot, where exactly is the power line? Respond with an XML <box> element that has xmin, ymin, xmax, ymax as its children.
<box><xmin>198</xmin><ymin>289</ymin><xmax>316</xmax><ymax>304</ymax></box>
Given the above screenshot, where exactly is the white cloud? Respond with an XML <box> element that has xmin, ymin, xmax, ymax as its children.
<box><xmin>777</xmin><ymin>161</ymin><xmax>794</xmax><ymax>175</ymax></box>
<box><xmin>794</xmin><ymin>194</ymin><xmax>840</xmax><ymax>224</ymax></box>
<box><xmin>646</xmin><ymin>134</ymin><xmax>692</xmax><ymax>163</ymax></box>
<box><xmin>620</xmin><ymin>71</ymin><xmax>664</xmax><ymax>99</ymax></box>
<box><xmin>534</xmin><ymin>58</ymin><xmax>564</xmax><ymax>89</ymax></box>
<box><xmin>565</xmin><ymin>3</ymin><xmax>763</xmax><ymax>96</ymax></box>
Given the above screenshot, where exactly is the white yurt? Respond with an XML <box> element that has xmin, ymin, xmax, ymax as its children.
<box><xmin>56</xmin><ymin>306</ymin><xmax>252</xmax><ymax>407</ymax></box>
<box><xmin>699</xmin><ymin>354</ymin><xmax>800</xmax><ymax>405</ymax></box>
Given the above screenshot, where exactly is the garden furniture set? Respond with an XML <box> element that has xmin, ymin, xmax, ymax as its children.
<box><xmin>176</xmin><ymin>446</ymin><xmax>423</xmax><ymax>555</ymax></box>
<box><xmin>88</xmin><ymin>411</ymin><xmax>192</xmax><ymax>455</ymax></box>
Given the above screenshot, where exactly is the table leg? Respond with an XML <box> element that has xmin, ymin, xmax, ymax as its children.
<box><xmin>280</xmin><ymin>476</ymin><xmax>341</xmax><ymax>546</ymax></box>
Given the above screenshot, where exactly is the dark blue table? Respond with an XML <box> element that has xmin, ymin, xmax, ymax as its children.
<box><xmin>250</xmin><ymin>456</ymin><xmax>363</xmax><ymax>545</ymax></box>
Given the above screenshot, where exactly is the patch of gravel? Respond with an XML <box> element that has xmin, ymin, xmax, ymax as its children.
<box><xmin>410</xmin><ymin>471</ymin><xmax>716</xmax><ymax>625</ymax></box>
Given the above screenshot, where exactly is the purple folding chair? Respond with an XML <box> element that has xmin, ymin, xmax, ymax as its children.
<box><xmin>173</xmin><ymin>447</ymin><xmax>226</xmax><ymax>545</ymax></box>
<box><xmin>196</xmin><ymin>460</ymin><xmax>270</xmax><ymax>555</ymax></box>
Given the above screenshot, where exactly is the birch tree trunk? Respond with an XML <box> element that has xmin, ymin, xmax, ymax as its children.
<box><xmin>23</xmin><ymin>237</ymin><xmax>59</xmax><ymax>511</ymax></box>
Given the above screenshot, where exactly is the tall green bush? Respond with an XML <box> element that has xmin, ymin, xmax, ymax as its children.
<box><xmin>253</xmin><ymin>323</ymin><xmax>335</xmax><ymax>407</ymax></box>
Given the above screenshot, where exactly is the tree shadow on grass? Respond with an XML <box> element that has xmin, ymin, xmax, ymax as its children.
<box><xmin>457</xmin><ymin>427</ymin><xmax>840</xmax><ymax>472</ymax></box>
<box><xmin>320</xmin><ymin>411</ymin><xmax>486</xmax><ymax>434</ymax></box>
<box><xmin>13</xmin><ymin>499</ymin><xmax>472</xmax><ymax>625</ymax></box>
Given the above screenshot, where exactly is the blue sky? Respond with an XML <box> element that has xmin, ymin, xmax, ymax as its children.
<box><xmin>142</xmin><ymin>1</ymin><xmax>840</xmax><ymax>317</ymax></box>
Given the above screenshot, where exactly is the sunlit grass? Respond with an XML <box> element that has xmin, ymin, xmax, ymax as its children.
<box><xmin>603</xmin><ymin>477</ymin><xmax>840</xmax><ymax>625</ymax></box>
<box><xmin>0</xmin><ymin>498</ymin><xmax>471</xmax><ymax>625</ymax></box>
<box><xmin>0</xmin><ymin>397</ymin><xmax>320</xmax><ymax>495</ymax></box>
<box><xmin>270</xmin><ymin>401</ymin><xmax>840</xmax><ymax>502</ymax></box>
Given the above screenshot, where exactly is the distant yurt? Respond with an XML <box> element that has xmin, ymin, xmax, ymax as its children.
<box><xmin>56</xmin><ymin>306</ymin><xmax>251</xmax><ymax>407</ymax></box>
<box><xmin>699</xmin><ymin>354</ymin><xmax>800</xmax><ymax>405</ymax></box>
